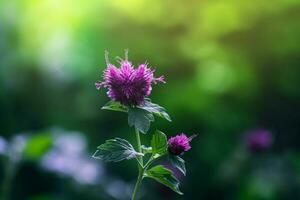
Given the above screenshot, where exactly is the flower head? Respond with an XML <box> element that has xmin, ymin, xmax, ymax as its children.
<box><xmin>168</xmin><ymin>134</ymin><xmax>196</xmax><ymax>156</ymax></box>
<box><xmin>95</xmin><ymin>51</ymin><xmax>165</xmax><ymax>106</ymax></box>
<box><xmin>245</xmin><ymin>129</ymin><xmax>273</xmax><ymax>152</ymax></box>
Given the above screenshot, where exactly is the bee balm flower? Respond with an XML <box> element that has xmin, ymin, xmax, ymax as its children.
<box><xmin>95</xmin><ymin>51</ymin><xmax>165</xmax><ymax>106</ymax></box>
<box><xmin>168</xmin><ymin>134</ymin><xmax>196</xmax><ymax>156</ymax></box>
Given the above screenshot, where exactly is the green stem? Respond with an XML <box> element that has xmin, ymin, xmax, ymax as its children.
<box><xmin>131</xmin><ymin>169</ymin><xmax>144</xmax><ymax>200</ymax></box>
<box><xmin>132</xmin><ymin>128</ymin><xmax>144</xmax><ymax>200</ymax></box>
<box><xmin>135</xmin><ymin>128</ymin><xmax>143</xmax><ymax>166</ymax></box>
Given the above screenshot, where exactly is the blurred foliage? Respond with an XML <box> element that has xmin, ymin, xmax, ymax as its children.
<box><xmin>23</xmin><ymin>134</ymin><xmax>52</xmax><ymax>160</ymax></box>
<box><xmin>0</xmin><ymin>0</ymin><xmax>300</xmax><ymax>199</ymax></box>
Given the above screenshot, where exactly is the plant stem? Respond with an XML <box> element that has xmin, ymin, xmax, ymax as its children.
<box><xmin>132</xmin><ymin>169</ymin><xmax>144</xmax><ymax>200</ymax></box>
<box><xmin>135</xmin><ymin>128</ymin><xmax>143</xmax><ymax>166</ymax></box>
<box><xmin>132</xmin><ymin>128</ymin><xmax>144</xmax><ymax>200</ymax></box>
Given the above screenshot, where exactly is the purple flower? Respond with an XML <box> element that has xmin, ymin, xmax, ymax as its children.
<box><xmin>245</xmin><ymin>129</ymin><xmax>273</xmax><ymax>152</ymax></box>
<box><xmin>168</xmin><ymin>134</ymin><xmax>196</xmax><ymax>156</ymax></box>
<box><xmin>95</xmin><ymin>51</ymin><xmax>165</xmax><ymax>106</ymax></box>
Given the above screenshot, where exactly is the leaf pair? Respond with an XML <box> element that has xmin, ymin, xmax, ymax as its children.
<box><xmin>93</xmin><ymin>131</ymin><xmax>184</xmax><ymax>195</ymax></box>
<box><xmin>144</xmin><ymin>131</ymin><xmax>183</xmax><ymax>195</ymax></box>
<box><xmin>102</xmin><ymin>99</ymin><xmax>171</xmax><ymax>134</ymax></box>
<box><xmin>93</xmin><ymin>131</ymin><xmax>168</xmax><ymax>163</ymax></box>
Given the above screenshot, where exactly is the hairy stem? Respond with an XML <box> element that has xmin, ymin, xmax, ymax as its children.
<box><xmin>132</xmin><ymin>128</ymin><xmax>144</xmax><ymax>200</ymax></box>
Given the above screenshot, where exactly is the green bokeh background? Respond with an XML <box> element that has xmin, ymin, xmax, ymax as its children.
<box><xmin>0</xmin><ymin>0</ymin><xmax>300</xmax><ymax>199</ymax></box>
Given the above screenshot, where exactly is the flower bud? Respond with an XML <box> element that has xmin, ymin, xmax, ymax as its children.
<box><xmin>168</xmin><ymin>134</ymin><xmax>196</xmax><ymax>156</ymax></box>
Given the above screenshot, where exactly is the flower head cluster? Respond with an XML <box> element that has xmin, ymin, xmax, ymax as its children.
<box><xmin>95</xmin><ymin>51</ymin><xmax>165</xmax><ymax>106</ymax></box>
<box><xmin>245</xmin><ymin>129</ymin><xmax>273</xmax><ymax>152</ymax></box>
<box><xmin>168</xmin><ymin>134</ymin><xmax>196</xmax><ymax>156</ymax></box>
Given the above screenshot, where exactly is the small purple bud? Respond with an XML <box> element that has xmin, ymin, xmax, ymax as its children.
<box><xmin>167</xmin><ymin>134</ymin><xmax>196</xmax><ymax>156</ymax></box>
<box><xmin>95</xmin><ymin>51</ymin><xmax>165</xmax><ymax>106</ymax></box>
<box><xmin>245</xmin><ymin>129</ymin><xmax>273</xmax><ymax>152</ymax></box>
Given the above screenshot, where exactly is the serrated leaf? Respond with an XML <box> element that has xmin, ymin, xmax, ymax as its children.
<box><xmin>138</xmin><ymin>100</ymin><xmax>171</xmax><ymax>122</ymax></box>
<box><xmin>151</xmin><ymin>130</ymin><xmax>167</xmax><ymax>157</ymax></box>
<box><xmin>169</xmin><ymin>155</ymin><xmax>186</xmax><ymax>176</ymax></box>
<box><xmin>145</xmin><ymin>165</ymin><xmax>183</xmax><ymax>195</ymax></box>
<box><xmin>102</xmin><ymin>101</ymin><xmax>128</xmax><ymax>112</ymax></box>
<box><xmin>128</xmin><ymin>107</ymin><xmax>154</xmax><ymax>134</ymax></box>
<box><xmin>92</xmin><ymin>138</ymin><xmax>142</xmax><ymax>162</ymax></box>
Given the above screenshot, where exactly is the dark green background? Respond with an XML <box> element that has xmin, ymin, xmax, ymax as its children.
<box><xmin>0</xmin><ymin>0</ymin><xmax>300</xmax><ymax>199</ymax></box>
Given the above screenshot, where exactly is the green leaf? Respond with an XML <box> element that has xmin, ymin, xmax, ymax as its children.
<box><xmin>128</xmin><ymin>107</ymin><xmax>154</xmax><ymax>134</ymax></box>
<box><xmin>169</xmin><ymin>155</ymin><xmax>186</xmax><ymax>176</ymax></box>
<box><xmin>145</xmin><ymin>165</ymin><xmax>183</xmax><ymax>195</ymax></box>
<box><xmin>151</xmin><ymin>130</ymin><xmax>167</xmax><ymax>157</ymax></box>
<box><xmin>138</xmin><ymin>99</ymin><xmax>171</xmax><ymax>122</ymax></box>
<box><xmin>93</xmin><ymin>138</ymin><xmax>142</xmax><ymax>162</ymax></box>
<box><xmin>102</xmin><ymin>101</ymin><xmax>128</xmax><ymax>112</ymax></box>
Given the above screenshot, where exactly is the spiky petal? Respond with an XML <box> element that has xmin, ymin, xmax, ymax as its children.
<box><xmin>95</xmin><ymin>53</ymin><xmax>165</xmax><ymax>106</ymax></box>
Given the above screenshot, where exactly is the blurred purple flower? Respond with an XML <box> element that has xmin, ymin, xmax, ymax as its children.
<box><xmin>168</xmin><ymin>134</ymin><xmax>196</xmax><ymax>156</ymax></box>
<box><xmin>245</xmin><ymin>129</ymin><xmax>273</xmax><ymax>152</ymax></box>
<box><xmin>0</xmin><ymin>136</ymin><xmax>8</xmax><ymax>155</ymax></box>
<box><xmin>41</xmin><ymin>132</ymin><xmax>104</xmax><ymax>185</ymax></box>
<box><xmin>95</xmin><ymin>51</ymin><xmax>165</xmax><ymax>106</ymax></box>
<box><xmin>106</xmin><ymin>180</ymin><xmax>132</xmax><ymax>200</ymax></box>
<box><xmin>10</xmin><ymin>134</ymin><xmax>28</xmax><ymax>162</ymax></box>
<box><xmin>40</xmin><ymin>129</ymin><xmax>133</xmax><ymax>199</ymax></box>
